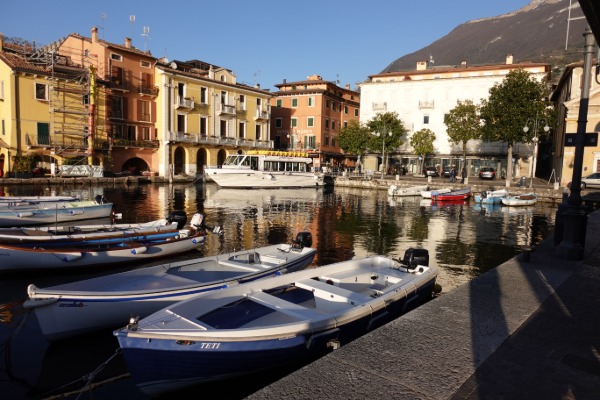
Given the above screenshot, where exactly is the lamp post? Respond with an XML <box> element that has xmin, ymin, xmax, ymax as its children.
<box><xmin>376</xmin><ymin>130</ymin><xmax>391</xmax><ymax>179</ymax></box>
<box><xmin>523</xmin><ymin>115</ymin><xmax>549</xmax><ymax>188</ymax></box>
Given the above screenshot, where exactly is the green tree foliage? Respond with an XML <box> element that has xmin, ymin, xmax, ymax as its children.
<box><xmin>410</xmin><ymin>128</ymin><xmax>436</xmax><ymax>174</ymax></box>
<box><xmin>337</xmin><ymin>120</ymin><xmax>372</xmax><ymax>155</ymax></box>
<box><xmin>445</xmin><ymin>100</ymin><xmax>481</xmax><ymax>176</ymax></box>
<box><xmin>364</xmin><ymin>112</ymin><xmax>406</xmax><ymax>154</ymax></box>
<box><xmin>479</xmin><ymin>69</ymin><xmax>553</xmax><ymax>182</ymax></box>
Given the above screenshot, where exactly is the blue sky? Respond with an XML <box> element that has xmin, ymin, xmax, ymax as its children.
<box><xmin>1</xmin><ymin>0</ymin><xmax>532</xmax><ymax>91</ymax></box>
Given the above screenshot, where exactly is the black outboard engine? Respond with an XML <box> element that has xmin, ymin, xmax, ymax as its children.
<box><xmin>167</xmin><ymin>210</ymin><xmax>187</xmax><ymax>229</ymax></box>
<box><xmin>401</xmin><ymin>248</ymin><xmax>429</xmax><ymax>269</ymax></box>
<box><xmin>294</xmin><ymin>232</ymin><xmax>313</xmax><ymax>248</ymax></box>
<box><xmin>94</xmin><ymin>195</ymin><xmax>108</xmax><ymax>204</ymax></box>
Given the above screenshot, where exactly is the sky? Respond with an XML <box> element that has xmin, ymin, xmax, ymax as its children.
<box><xmin>1</xmin><ymin>0</ymin><xmax>533</xmax><ymax>91</ymax></box>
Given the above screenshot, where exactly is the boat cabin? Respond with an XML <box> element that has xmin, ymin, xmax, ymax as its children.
<box><xmin>222</xmin><ymin>153</ymin><xmax>313</xmax><ymax>173</ymax></box>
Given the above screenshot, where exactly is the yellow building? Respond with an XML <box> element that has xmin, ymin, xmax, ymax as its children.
<box><xmin>155</xmin><ymin>59</ymin><xmax>274</xmax><ymax>177</ymax></box>
<box><xmin>552</xmin><ymin>60</ymin><xmax>600</xmax><ymax>187</ymax></box>
<box><xmin>0</xmin><ymin>34</ymin><xmax>97</xmax><ymax>177</ymax></box>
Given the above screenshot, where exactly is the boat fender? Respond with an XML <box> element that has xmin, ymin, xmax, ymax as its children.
<box><xmin>69</xmin><ymin>210</ymin><xmax>85</xmax><ymax>215</ymax></box>
<box><xmin>131</xmin><ymin>246</ymin><xmax>148</xmax><ymax>255</ymax></box>
<box><xmin>17</xmin><ymin>211</ymin><xmax>34</xmax><ymax>217</ymax></box>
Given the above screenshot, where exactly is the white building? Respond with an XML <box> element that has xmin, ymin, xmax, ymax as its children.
<box><xmin>359</xmin><ymin>55</ymin><xmax>550</xmax><ymax>178</ymax></box>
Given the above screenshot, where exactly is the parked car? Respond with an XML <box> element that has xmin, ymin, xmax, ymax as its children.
<box><xmin>479</xmin><ymin>167</ymin><xmax>496</xmax><ymax>180</ymax></box>
<box><xmin>424</xmin><ymin>166</ymin><xmax>439</xmax><ymax>177</ymax></box>
<box><xmin>442</xmin><ymin>166</ymin><xmax>455</xmax><ymax>178</ymax></box>
<box><xmin>568</xmin><ymin>172</ymin><xmax>600</xmax><ymax>189</ymax></box>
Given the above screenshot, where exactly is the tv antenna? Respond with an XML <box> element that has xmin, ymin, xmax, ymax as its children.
<box><xmin>100</xmin><ymin>13</ymin><xmax>107</xmax><ymax>39</ymax></box>
<box><xmin>141</xmin><ymin>26</ymin><xmax>150</xmax><ymax>51</ymax></box>
<box><xmin>130</xmin><ymin>15</ymin><xmax>135</xmax><ymax>39</ymax></box>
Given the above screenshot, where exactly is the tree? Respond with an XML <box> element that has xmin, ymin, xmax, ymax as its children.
<box><xmin>364</xmin><ymin>112</ymin><xmax>407</xmax><ymax>173</ymax></box>
<box><xmin>479</xmin><ymin>69</ymin><xmax>552</xmax><ymax>183</ymax></box>
<box><xmin>410</xmin><ymin>128</ymin><xmax>436</xmax><ymax>174</ymax></box>
<box><xmin>445</xmin><ymin>100</ymin><xmax>481</xmax><ymax>178</ymax></box>
<box><xmin>338</xmin><ymin>120</ymin><xmax>372</xmax><ymax>155</ymax></box>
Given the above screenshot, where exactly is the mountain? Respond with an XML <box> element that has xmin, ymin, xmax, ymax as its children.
<box><xmin>382</xmin><ymin>0</ymin><xmax>589</xmax><ymax>80</ymax></box>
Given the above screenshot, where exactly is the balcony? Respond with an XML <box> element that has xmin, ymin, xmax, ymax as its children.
<box><xmin>218</xmin><ymin>103</ymin><xmax>236</xmax><ymax>118</ymax></box>
<box><xmin>418</xmin><ymin>100</ymin><xmax>435</xmax><ymax>109</ymax></box>
<box><xmin>138</xmin><ymin>85</ymin><xmax>159</xmax><ymax>96</ymax></box>
<box><xmin>168</xmin><ymin>132</ymin><xmax>273</xmax><ymax>149</ymax></box>
<box><xmin>112</xmin><ymin>139</ymin><xmax>160</xmax><ymax>149</ymax></box>
<box><xmin>108</xmin><ymin>79</ymin><xmax>130</xmax><ymax>92</ymax></box>
<box><xmin>254</xmin><ymin>109</ymin><xmax>270</xmax><ymax>121</ymax></box>
<box><xmin>175</xmin><ymin>96</ymin><xmax>195</xmax><ymax>110</ymax></box>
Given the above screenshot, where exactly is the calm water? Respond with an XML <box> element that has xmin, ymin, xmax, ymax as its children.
<box><xmin>0</xmin><ymin>182</ymin><xmax>557</xmax><ymax>399</ymax></box>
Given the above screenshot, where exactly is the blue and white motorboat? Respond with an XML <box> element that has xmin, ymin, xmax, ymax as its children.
<box><xmin>24</xmin><ymin>232</ymin><xmax>315</xmax><ymax>341</ymax></box>
<box><xmin>473</xmin><ymin>189</ymin><xmax>508</xmax><ymax>204</ymax></box>
<box><xmin>114</xmin><ymin>249</ymin><xmax>438</xmax><ymax>397</ymax></box>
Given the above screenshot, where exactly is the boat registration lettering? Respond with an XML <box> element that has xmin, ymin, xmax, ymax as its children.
<box><xmin>59</xmin><ymin>302</ymin><xmax>85</xmax><ymax>308</ymax></box>
<box><xmin>199</xmin><ymin>342</ymin><xmax>220</xmax><ymax>350</ymax></box>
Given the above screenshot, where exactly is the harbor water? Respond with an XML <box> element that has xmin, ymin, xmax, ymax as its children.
<box><xmin>0</xmin><ymin>182</ymin><xmax>557</xmax><ymax>399</ymax></box>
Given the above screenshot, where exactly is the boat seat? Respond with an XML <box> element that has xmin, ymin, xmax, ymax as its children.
<box><xmin>249</xmin><ymin>291</ymin><xmax>328</xmax><ymax>320</ymax></box>
<box><xmin>294</xmin><ymin>278</ymin><xmax>372</xmax><ymax>305</ymax></box>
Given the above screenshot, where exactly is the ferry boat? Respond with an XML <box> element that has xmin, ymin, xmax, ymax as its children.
<box><xmin>204</xmin><ymin>151</ymin><xmax>333</xmax><ymax>188</ymax></box>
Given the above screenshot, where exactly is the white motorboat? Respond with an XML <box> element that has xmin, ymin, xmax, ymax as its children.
<box><xmin>387</xmin><ymin>184</ymin><xmax>429</xmax><ymax>197</ymax></box>
<box><xmin>24</xmin><ymin>232</ymin><xmax>316</xmax><ymax>341</ymax></box>
<box><xmin>501</xmin><ymin>193</ymin><xmax>538</xmax><ymax>206</ymax></box>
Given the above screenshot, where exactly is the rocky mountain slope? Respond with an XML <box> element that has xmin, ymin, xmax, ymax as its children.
<box><xmin>383</xmin><ymin>0</ymin><xmax>589</xmax><ymax>80</ymax></box>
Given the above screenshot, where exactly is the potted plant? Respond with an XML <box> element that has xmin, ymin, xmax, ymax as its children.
<box><xmin>12</xmin><ymin>155</ymin><xmax>34</xmax><ymax>178</ymax></box>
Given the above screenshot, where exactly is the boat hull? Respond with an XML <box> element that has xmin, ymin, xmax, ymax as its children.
<box><xmin>204</xmin><ymin>169</ymin><xmax>327</xmax><ymax>188</ymax></box>
<box><xmin>474</xmin><ymin>189</ymin><xmax>508</xmax><ymax>204</ymax></box>
<box><xmin>0</xmin><ymin>201</ymin><xmax>113</xmax><ymax>227</ymax></box>
<box><xmin>388</xmin><ymin>184</ymin><xmax>428</xmax><ymax>197</ymax></box>
<box><xmin>501</xmin><ymin>194</ymin><xmax>537</xmax><ymax>206</ymax></box>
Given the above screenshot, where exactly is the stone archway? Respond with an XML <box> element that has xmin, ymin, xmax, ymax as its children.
<box><xmin>196</xmin><ymin>148</ymin><xmax>208</xmax><ymax>174</ymax></box>
<box><xmin>121</xmin><ymin>157</ymin><xmax>149</xmax><ymax>175</ymax></box>
<box><xmin>217</xmin><ymin>148</ymin><xmax>227</xmax><ymax>165</ymax></box>
<box><xmin>174</xmin><ymin>147</ymin><xmax>185</xmax><ymax>175</ymax></box>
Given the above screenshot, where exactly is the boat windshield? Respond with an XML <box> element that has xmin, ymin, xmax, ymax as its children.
<box><xmin>223</xmin><ymin>156</ymin><xmax>244</xmax><ymax>166</ymax></box>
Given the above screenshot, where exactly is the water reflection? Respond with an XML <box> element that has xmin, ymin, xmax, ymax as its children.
<box><xmin>0</xmin><ymin>182</ymin><xmax>557</xmax><ymax>399</ymax></box>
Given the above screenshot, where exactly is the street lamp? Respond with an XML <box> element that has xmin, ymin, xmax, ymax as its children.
<box><xmin>376</xmin><ymin>131</ymin><xmax>392</xmax><ymax>179</ymax></box>
<box><xmin>523</xmin><ymin>115</ymin><xmax>550</xmax><ymax>188</ymax></box>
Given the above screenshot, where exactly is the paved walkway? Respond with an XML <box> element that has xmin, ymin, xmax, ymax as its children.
<box><xmin>247</xmin><ymin>212</ymin><xmax>600</xmax><ymax>400</ymax></box>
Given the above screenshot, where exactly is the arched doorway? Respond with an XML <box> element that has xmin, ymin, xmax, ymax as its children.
<box><xmin>121</xmin><ymin>157</ymin><xmax>149</xmax><ymax>175</ymax></box>
<box><xmin>217</xmin><ymin>148</ymin><xmax>227</xmax><ymax>166</ymax></box>
<box><xmin>196</xmin><ymin>148</ymin><xmax>208</xmax><ymax>173</ymax></box>
<box><xmin>174</xmin><ymin>147</ymin><xmax>185</xmax><ymax>175</ymax></box>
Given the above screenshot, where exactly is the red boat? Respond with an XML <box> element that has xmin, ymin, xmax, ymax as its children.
<box><xmin>431</xmin><ymin>188</ymin><xmax>471</xmax><ymax>202</ymax></box>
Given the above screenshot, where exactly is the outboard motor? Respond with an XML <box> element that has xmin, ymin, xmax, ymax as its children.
<box><xmin>167</xmin><ymin>210</ymin><xmax>187</xmax><ymax>229</ymax></box>
<box><xmin>294</xmin><ymin>232</ymin><xmax>313</xmax><ymax>248</ymax></box>
<box><xmin>189</xmin><ymin>213</ymin><xmax>205</xmax><ymax>230</ymax></box>
<box><xmin>94</xmin><ymin>195</ymin><xmax>108</xmax><ymax>204</ymax></box>
<box><xmin>401</xmin><ymin>248</ymin><xmax>429</xmax><ymax>269</ymax></box>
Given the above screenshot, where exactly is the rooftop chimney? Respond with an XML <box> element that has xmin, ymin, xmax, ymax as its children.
<box><xmin>506</xmin><ymin>54</ymin><xmax>514</xmax><ymax>65</ymax></box>
<box><xmin>461</xmin><ymin>60</ymin><xmax>467</xmax><ymax>68</ymax></box>
<box><xmin>416</xmin><ymin>61</ymin><xmax>427</xmax><ymax>71</ymax></box>
<box><xmin>283</xmin><ymin>79</ymin><xmax>287</xmax><ymax>84</ymax></box>
<box><xmin>91</xmin><ymin>26</ymin><xmax>98</xmax><ymax>43</ymax></box>
<box><xmin>125</xmin><ymin>37</ymin><xmax>132</xmax><ymax>48</ymax></box>
<box><xmin>346</xmin><ymin>84</ymin><xmax>350</xmax><ymax>90</ymax></box>
<box><xmin>0</xmin><ymin>33</ymin><xmax>3</xmax><ymax>52</ymax></box>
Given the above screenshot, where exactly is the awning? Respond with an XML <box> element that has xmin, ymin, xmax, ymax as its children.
<box><xmin>0</xmin><ymin>138</ymin><xmax>16</xmax><ymax>151</ymax></box>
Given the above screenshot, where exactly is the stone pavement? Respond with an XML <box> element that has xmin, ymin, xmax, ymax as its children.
<box><xmin>247</xmin><ymin>211</ymin><xmax>600</xmax><ymax>400</ymax></box>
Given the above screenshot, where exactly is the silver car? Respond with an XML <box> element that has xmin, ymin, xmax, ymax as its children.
<box><xmin>569</xmin><ymin>172</ymin><xmax>600</xmax><ymax>189</ymax></box>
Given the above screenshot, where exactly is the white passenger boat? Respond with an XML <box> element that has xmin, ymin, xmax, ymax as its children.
<box><xmin>204</xmin><ymin>151</ymin><xmax>332</xmax><ymax>188</ymax></box>
<box><xmin>24</xmin><ymin>232</ymin><xmax>316</xmax><ymax>341</ymax></box>
<box><xmin>114</xmin><ymin>249</ymin><xmax>437</xmax><ymax>396</ymax></box>
<box><xmin>0</xmin><ymin>195</ymin><xmax>113</xmax><ymax>227</ymax></box>
<box><xmin>0</xmin><ymin>195</ymin><xmax>80</xmax><ymax>207</ymax></box>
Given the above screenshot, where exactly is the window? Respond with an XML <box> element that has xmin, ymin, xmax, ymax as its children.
<box><xmin>141</xmin><ymin>72</ymin><xmax>152</xmax><ymax>89</ymax></box>
<box><xmin>332</xmin><ymin>121</ymin><xmax>336</xmax><ymax>130</ymax></box>
<box><xmin>0</xmin><ymin>80</ymin><xmax>4</xmax><ymax>100</ymax></box>
<box><xmin>424</xmin><ymin>115</ymin><xmax>430</xmax><ymax>124</ymax></box>
<box><xmin>331</xmin><ymin>101</ymin><xmax>336</xmax><ymax>110</ymax></box>
<box><xmin>305</xmin><ymin>135</ymin><xmax>316</xmax><ymax>149</ymax></box>
<box><xmin>112</xmin><ymin>124</ymin><xmax>124</xmax><ymax>139</ymax></box>
<box><xmin>344</xmin><ymin>121</ymin><xmax>348</xmax><ymax>128</ymax></box>
<box><xmin>200</xmin><ymin>117</ymin><xmax>208</xmax><ymax>135</ymax></box>
<box><xmin>256</xmin><ymin>97</ymin><xmax>262</xmax><ymax>109</ymax></box>
<box><xmin>35</xmin><ymin>83</ymin><xmax>48</xmax><ymax>100</ymax></box>
<box><xmin>325</xmin><ymin>119</ymin><xmax>329</xmax><ymax>129</ymax></box>
<box><xmin>200</xmin><ymin>87</ymin><xmax>207</xmax><ymax>104</ymax></box>
<box><xmin>110</xmin><ymin>96</ymin><xmax>125</xmax><ymax>119</ymax></box>
<box><xmin>325</xmin><ymin>136</ymin><xmax>330</xmax><ymax>146</ymax></box>
<box><xmin>326</xmin><ymin>99</ymin><xmax>330</xmax><ymax>108</ymax></box>
<box><xmin>141</xmin><ymin>126</ymin><xmax>151</xmax><ymax>141</ymax></box>
<box><xmin>354</xmin><ymin>109</ymin><xmax>359</xmax><ymax>117</ymax></box>
<box><xmin>256</xmin><ymin>124</ymin><xmax>262</xmax><ymax>141</ymax></box>
<box><xmin>344</xmin><ymin>105</ymin><xmax>348</xmax><ymax>114</ymax></box>
<box><xmin>139</xmin><ymin>100</ymin><xmax>151</xmax><ymax>122</ymax></box>
<box><xmin>307</xmin><ymin>117</ymin><xmax>314</xmax><ymax>127</ymax></box>
<box><xmin>332</xmin><ymin>137</ymin><xmax>336</xmax><ymax>147</ymax></box>
<box><xmin>111</xmin><ymin>66</ymin><xmax>124</xmax><ymax>86</ymax></box>
<box><xmin>308</xmin><ymin>97</ymin><xmax>314</xmax><ymax>107</ymax></box>
<box><xmin>127</xmin><ymin>125</ymin><xmax>136</xmax><ymax>141</ymax></box>
<box><xmin>276</xmin><ymin>99</ymin><xmax>282</xmax><ymax>108</ymax></box>
<box><xmin>292</xmin><ymin>98</ymin><xmax>298</xmax><ymax>108</ymax></box>
<box><xmin>140</xmin><ymin>60</ymin><xmax>151</xmax><ymax>68</ymax></box>
<box><xmin>111</xmin><ymin>53</ymin><xmax>123</xmax><ymax>62</ymax></box>
<box><xmin>1</xmin><ymin>119</ymin><xmax>5</xmax><ymax>135</ymax></box>
<box><xmin>291</xmin><ymin>118</ymin><xmax>298</xmax><ymax>128</ymax></box>
<box><xmin>83</xmin><ymin>94</ymin><xmax>89</xmax><ymax>105</ymax></box>
<box><xmin>239</xmin><ymin>121</ymin><xmax>245</xmax><ymax>139</ymax></box>
<box><xmin>275</xmin><ymin>118</ymin><xmax>282</xmax><ymax>128</ymax></box>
